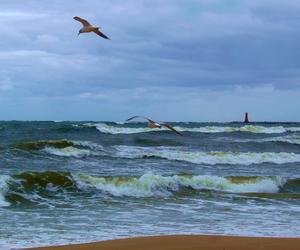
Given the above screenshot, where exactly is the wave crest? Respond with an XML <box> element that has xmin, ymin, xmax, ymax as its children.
<box><xmin>71</xmin><ymin>173</ymin><xmax>286</xmax><ymax>197</ymax></box>
<box><xmin>17</xmin><ymin>139</ymin><xmax>74</xmax><ymax>150</ymax></box>
<box><xmin>179</xmin><ymin>125</ymin><xmax>288</xmax><ymax>134</ymax></box>
<box><xmin>82</xmin><ymin>123</ymin><xmax>300</xmax><ymax>134</ymax></box>
<box><xmin>114</xmin><ymin>146</ymin><xmax>300</xmax><ymax>165</ymax></box>
<box><xmin>86</xmin><ymin>122</ymin><xmax>159</xmax><ymax>134</ymax></box>
<box><xmin>17</xmin><ymin>139</ymin><xmax>107</xmax><ymax>158</ymax></box>
<box><xmin>0</xmin><ymin>175</ymin><xmax>11</xmax><ymax>207</ymax></box>
<box><xmin>233</xmin><ymin>135</ymin><xmax>300</xmax><ymax>145</ymax></box>
<box><xmin>43</xmin><ymin>146</ymin><xmax>94</xmax><ymax>158</ymax></box>
<box><xmin>1</xmin><ymin>172</ymin><xmax>299</xmax><ymax>203</ymax></box>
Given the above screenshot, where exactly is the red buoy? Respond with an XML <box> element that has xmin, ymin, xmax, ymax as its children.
<box><xmin>244</xmin><ymin>112</ymin><xmax>249</xmax><ymax>123</ymax></box>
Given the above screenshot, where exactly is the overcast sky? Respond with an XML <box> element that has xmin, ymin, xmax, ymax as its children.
<box><xmin>0</xmin><ymin>0</ymin><xmax>299</xmax><ymax>121</ymax></box>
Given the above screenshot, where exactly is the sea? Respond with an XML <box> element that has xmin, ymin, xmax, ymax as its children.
<box><xmin>1</xmin><ymin>121</ymin><xmax>300</xmax><ymax>249</ymax></box>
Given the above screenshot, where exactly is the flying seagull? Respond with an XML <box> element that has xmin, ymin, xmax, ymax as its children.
<box><xmin>126</xmin><ymin>116</ymin><xmax>183</xmax><ymax>136</ymax></box>
<box><xmin>73</xmin><ymin>16</ymin><xmax>110</xmax><ymax>39</ymax></box>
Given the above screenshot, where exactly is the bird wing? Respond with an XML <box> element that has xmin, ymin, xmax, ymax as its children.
<box><xmin>93</xmin><ymin>29</ymin><xmax>110</xmax><ymax>40</ymax></box>
<box><xmin>126</xmin><ymin>116</ymin><xmax>141</xmax><ymax>122</ymax></box>
<box><xmin>162</xmin><ymin>123</ymin><xmax>183</xmax><ymax>136</ymax></box>
<box><xmin>73</xmin><ymin>16</ymin><xmax>91</xmax><ymax>27</ymax></box>
<box><xmin>126</xmin><ymin>116</ymin><xmax>156</xmax><ymax>123</ymax></box>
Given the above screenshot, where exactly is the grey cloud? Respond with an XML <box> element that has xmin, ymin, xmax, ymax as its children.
<box><xmin>0</xmin><ymin>0</ymin><xmax>300</xmax><ymax>120</ymax></box>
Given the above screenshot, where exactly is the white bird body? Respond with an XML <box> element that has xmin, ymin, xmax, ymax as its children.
<box><xmin>126</xmin><ymin>116</ymin><xmax>183</xmax><ymax>136</ymax></box>
<box><xmin>80</xmin><ymin>26</ymin><xmax>99</xmax><ymax>33</ymax></box>
<box><xmin>148</xmin><ymin>121</ymin><xmax>161</xmax><ymax>128</ymax></box>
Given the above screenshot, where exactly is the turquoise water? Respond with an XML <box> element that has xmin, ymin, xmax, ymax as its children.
<box><xmin>1</xmin><ymin>121</ymin><xmax>300</xmax><ymax>249</ymax></box>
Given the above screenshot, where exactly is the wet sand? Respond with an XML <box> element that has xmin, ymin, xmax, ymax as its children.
<box><xmin>24</xmin><ymin>235</ymin><xmax>300</xmax><ymax>250</ymax></box>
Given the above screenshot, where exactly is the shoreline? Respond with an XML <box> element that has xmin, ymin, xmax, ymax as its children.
<box><xmin>23</xmin><ymin>235</ymin><xmax>300</xmax><ymax>250</ymax></box>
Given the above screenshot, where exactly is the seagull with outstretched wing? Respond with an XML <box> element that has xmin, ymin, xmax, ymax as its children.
<box><xmin>73</xmin><ymin>16</ymin><xmax>110</xmax><ymax>39</ymax></box>
<box><xmin>126</xmin><ymin>116</ymin><xmax>183</xmax><ymax>136</ymax></box>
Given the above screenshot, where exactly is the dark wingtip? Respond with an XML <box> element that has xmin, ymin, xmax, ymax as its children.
<box><xmin>175</xmin><ymin>130</ymin><xmax>183</xmax><ymax>136</ymax></box>
<box><xmin>125</xmin><ymin>117</ymin><xmax>133</xmax><ymax>122</ymax></box>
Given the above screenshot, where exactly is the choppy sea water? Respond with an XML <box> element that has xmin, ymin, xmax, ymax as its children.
<box><xmin>1</xmin><ymin>121</ymin><xmax>300</xmax><ymax>249</ymax></box>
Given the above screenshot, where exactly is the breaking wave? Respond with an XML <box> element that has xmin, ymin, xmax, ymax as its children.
<box><xmin>2</xmin><ymin>171</ymin><xmax>300</xmax><ymax>203</ymax></box>
<box><xmin>16</xmin><ymin>139</ymin><xmax>75</xmax><ymax>150</ymax></box>
<box><xmin>17</xmin><ymin>139</ymin><xmax>107</xmax><ymax>158</ymax></box>
<box><xmin>179</xmin><ymin>125</ymin><xmax>289</xmax><ymax>134</ymax></box>
<box><xmin>82</xmin><ymin>123</ymin><xmax>300</xmax><ymax>134</ymax></box>
<box><xmin>3</xmin><ymin>172</ymin><xmax>75</xmax><ymax>207</ymax></box>
<box><xmin>42</xmin><ymin>146</ymin><xmax>97</xmax><ymax>158</ymax></box>
<box><xmin>84</xmin><ymin>122</ymin><xmax>160</xmax><ymax>134</ymax></box>
<box><xmin>232</xmin><ymin>135</ymin><xmax>300</xmax><ymax>145</ymax></box>
<box><xmin>0</xmin><ymin>175</ymin><xmax>10</xmax><ymax>207</ymax></box>
<box><xmin>16</xmin><ymin>139</ymin><xmax>300</xmax><ymax>165</ymax></box>
<box><xmin>114</xmin><ymin>146</ymin><xmax>300</xmax><ymax>165</ymax></box>
<box><xmin>73</xmin><ymin>173</ymin><xmax>286</xmax><ymax>197</ymax></box>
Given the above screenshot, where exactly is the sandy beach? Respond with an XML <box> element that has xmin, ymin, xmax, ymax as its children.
<box><xmin>24</xmin><ymin>235</ymin><xmax>300</xmax><ymax>250</ymax></box>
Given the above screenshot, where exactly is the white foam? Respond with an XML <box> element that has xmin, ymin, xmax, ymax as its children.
<box><xmin>233</xmin><ymin>135</ymin><xmax>300</xmax><ymax>145</ymax></box>
<box><xmin>114</xmin><ymin>146</ymin><xmax>300</xmax><ymax>165</ymax></box>
<box><xmin>83</xmin><ymin>123</ymin><xmax>300</xmax><ymax>134</ymax></box>
<box><xmin>175</xmin><ymin>125</ymin><xmax>287</xmax><ymax>134</ymax></box>
<box><xmin>43</xmin><ymin>146</ymin><xmax>100</xmax><ymax>158</ymax></box>
<box><xmin>73</xmin><ymin>173</ymin><xmax>175</xmax><ymax>197</ymax></box>
<box><xmin>267</xmin><ymin>136</ymin><xmax>300</xmax><ymax>145</ymax></box>
<box><xmin>93</xmin><ymin>123</ymin><xmax>160</xmax><ymax>134</ymax></box>
<box><xmin>181</xmin><ymin>175</ymin><xmax>283</xmax><ymax>193</ymax></box>
<box><xmin>72</xmin><ymin>140</ymin><xmax>105</xmax><ymax>151</ymax></box>
<box><xmin>0</xmin><ymin>175</ymin><xmax>10</xmax><ymax>207</ymax></box>
<box><xmin>287</xmin><ymin>127</ymin><xmax>300</xmax><ymax>132</ymax></box>
<box><xmin>72</xmin><ymin>173</ymin><xmax>284</xmax><ymax>197</ymax></box>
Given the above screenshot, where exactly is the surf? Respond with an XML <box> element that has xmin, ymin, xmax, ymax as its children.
<box><xmin>114</xmin><ymin>146</ymin><xmax>300</xmax><ymax>165</ymax></box>
<box><xmin>81</xmin><ymin>122</ymin><xmax>300</xmax><ymax>135</ymax></box>
<box><xmin>2</xmin><ymin>171</ymin><xmax>300</xmax><ymax>205</ymax></box>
